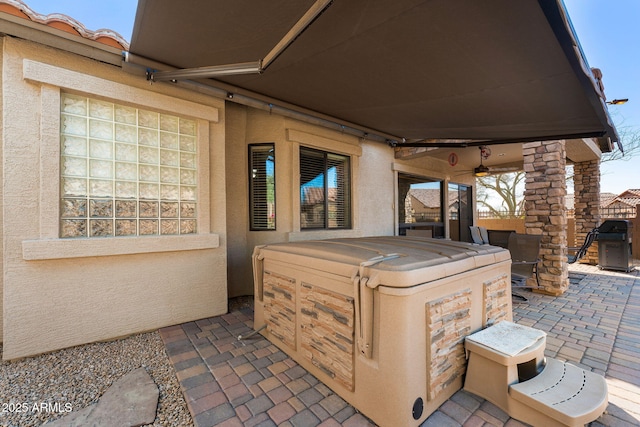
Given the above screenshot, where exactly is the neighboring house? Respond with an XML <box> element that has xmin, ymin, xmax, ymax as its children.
<box><xmin>565</xmin><ymin>192</ymin><xmax>617</xmax><ymax>213</ymax></box>
<box><xmin>407</xmin><ymin>189</ymin><xmax>463</xmax><ymax>222</ymax></box>
<box><xmin>602</xmin><ymin>189</ymin><xmax>640</xmax><ymax>216</ymax></box>
<box><xmin>601</xmin><ymin>192</ymin><xmax>622</xmax><ymax>208</ymax></box>
<box><xmin>0</xmin><ymin>0</ymin><xmax>619</xmax><ymax>359</ymax></box>
<box><xmin>566</xmin><ymin>190</ymin><xmax>637</xmax><ymax>216</ymax></box>
<box><xmin>406</xmin><ymin>189</ymin><xmax>442</xmax><ymax>222</ymax></box>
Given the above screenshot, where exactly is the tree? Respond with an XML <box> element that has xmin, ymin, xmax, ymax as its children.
<box><xmin>602</xmin><ymin>120</ymin><xmax>640</xmax><ymax>162</ymax></box>
<box><xmin>566</xmin><ymin>121</ymin><xmax>640</xmax><ymax>184</ymax></box>
<box><xmin>476</xmin><ymin>171</ymin><xmax>525</xmax><ymax>217</ymax></box>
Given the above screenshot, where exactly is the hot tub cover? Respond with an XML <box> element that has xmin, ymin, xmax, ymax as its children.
<box><xmin>255</xmin><ymin>236</ymin><xmax>510</xmax><ymax>288</ymax></box>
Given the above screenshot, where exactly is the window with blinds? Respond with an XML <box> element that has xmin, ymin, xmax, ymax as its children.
<box><xmin>249</xmin><ymin>144</ymin><xmax>276</xmax><ymax>230</ymax></box>
<box><xmin>300</xmin><ymin>147</ymin><xmax>351</xmax><ymax>230</ymax></box>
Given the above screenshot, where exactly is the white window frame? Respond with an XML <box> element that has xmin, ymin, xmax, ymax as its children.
<box><xmin>21</xmin><ymin>59</ymin><xmax>219</xmax><ymax>260</ymax></box>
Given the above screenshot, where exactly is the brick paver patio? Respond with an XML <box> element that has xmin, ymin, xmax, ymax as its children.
<box><xmin>160</xmin><ymin>264</ymin><xmax>640</xmax><ymax>426</ymax></box>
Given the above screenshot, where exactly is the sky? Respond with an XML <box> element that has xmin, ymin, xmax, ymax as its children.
<box><xmin>21</xmin><ymin>0</ymin><xmax>640</xmax><ymax>195</ymax></box>
<box><xmin>23</xmin><ymin>0</ymin><xmax>137</xmax><ymax>41</ymax></box>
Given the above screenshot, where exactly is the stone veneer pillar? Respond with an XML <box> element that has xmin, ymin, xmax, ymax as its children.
<box><xmin>573</xmin><ymin>160</ymin><xmax>601</xmax><ymax>265</ymax></box>
<box><xmin>398</xmin><ymin>179</ymin><xmax>411</xmax><ymax>224</ymax></box>
<box><xmin>522</xmin><ymin>140</ymin><xmax>569</xmax><ymax>295</ymax></box>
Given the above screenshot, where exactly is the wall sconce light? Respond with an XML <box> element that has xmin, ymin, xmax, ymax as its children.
<box><xmin>607</xmin><ymin>98</ymin><xmax>628</xmax><ymax>105</ymax></box>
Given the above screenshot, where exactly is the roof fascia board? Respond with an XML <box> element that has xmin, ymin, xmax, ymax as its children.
<box><xmin>0</xmin><ymin>11</ymin><xmax>122</xmax><ymax>66</ymax></box>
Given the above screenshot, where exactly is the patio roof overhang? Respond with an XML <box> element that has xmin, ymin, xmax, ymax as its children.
<box><xmin>128</xmin><ymin>0</ymin><xmax>620</xmax><ymax>153</ymax></box>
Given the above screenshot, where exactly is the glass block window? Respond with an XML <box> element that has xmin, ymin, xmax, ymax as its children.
<box><xmin>300</xmin><ymin>147</ymin><xmax>351</xmax><ymax>230</ymax></box>
<box><xmin>60</xmin><ymin>93</ymin><xmax>198</xmax><ymax>238</ymax></box>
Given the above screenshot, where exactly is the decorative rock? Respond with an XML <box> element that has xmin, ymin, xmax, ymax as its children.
<box><xmin>44</xmin><ymin>405</ymin><xmax>95</xmax><ymax>427</ymax></box>
<box><xmin>45</xmin><ymin>367</ymin><xmax>159</xmax><ymax>427</ymax></box>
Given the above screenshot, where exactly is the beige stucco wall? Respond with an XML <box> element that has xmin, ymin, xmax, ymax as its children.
<box><xmin>225</xmin><ymin>104</ymin><xmax>475</xmax><ymax>297</ymax></box>
<box><xmin>1</xmin><ymin>36</ymin><xmax>228</xmax><ymax>359</ymax></box>
<box><xmin>0</xmin><ymin>43</ymin><xmax>3</xmax><ymax>343</ymax></box>
<box><xmin>225</xmin><ymin>105</ymin><xmax>394</xmax><ymax>297</ymax></box>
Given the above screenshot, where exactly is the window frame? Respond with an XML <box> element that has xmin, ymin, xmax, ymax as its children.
<box><xmin>59</xmin><ymin>93</ymin><xmax>200</xmax><ymax>238</ymax></box>
<box><xmin>397</xmin><ymin>173</ymin><xmax>445</xmax><ymax>238</ymax></box>
<box><xmin>299</xmin><ymin>146</ymin><xmax>352</xmax><ymax>230</ymax></box>
<box><xmin>248</xmin><ymin>143</ymin><xmax>276</xmax><ymax>231</ymax></box>
<box><xmin>21</xmin><ymin>59</ymin><xmax>219</xmax><ymax>260</ymax></box>
<box><xmin>448</xmin><ymin>182</ymin><xmax>473</xmax><ymax>243</ymax></box>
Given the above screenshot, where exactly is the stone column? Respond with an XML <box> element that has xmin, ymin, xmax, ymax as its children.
<box><xmin>398</xmin><ymin>180</ymin><xmax>411</xmax><ymax>225</ymax></box>
<box><xmin>522</xmin><ymin>140</ymin><xmax>569</xmax><ymax>295</ymax></box>
<box><xmin>573</xmin><ymin>160</ymin><xmax>601</xmax><ymax>264</ymax></box>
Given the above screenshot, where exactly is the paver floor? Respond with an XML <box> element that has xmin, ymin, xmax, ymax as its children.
<box><xmin>160</xmin><ymin>264</ymin><xmax>640</xmax><ymax>426</ymax></box>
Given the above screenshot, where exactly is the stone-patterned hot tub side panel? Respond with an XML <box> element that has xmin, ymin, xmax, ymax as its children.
<box><xmin>263</xmin><ymin>270</ymin><xmax>297</xmax><ymax>350</ymax></box>
<box><xmin>426</xmin><ymin>288</ymin><xmax>472</xmax><ymax>401</ymax></box>
<box><xmin>300</xmin><ymin>282</ymin><xmax>355</xmax><ymax>391</ymax></box>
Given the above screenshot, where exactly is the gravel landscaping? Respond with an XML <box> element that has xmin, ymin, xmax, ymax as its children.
<box><xmin>0</xmin><ymin>331</ymin><xmax>192</xmax><ymax>427</ymax></box>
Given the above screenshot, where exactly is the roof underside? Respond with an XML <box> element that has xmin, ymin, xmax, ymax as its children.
<box><xmin>130</xmin><ymin>0</ymin><xmax>619</xmax><ymax>151</ymax></box>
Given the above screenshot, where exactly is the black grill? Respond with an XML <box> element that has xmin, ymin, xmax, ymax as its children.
<box><xmin>598</xmin><ymin>220</ymin><xmax>633</xmax><ymax>272</ymax></box>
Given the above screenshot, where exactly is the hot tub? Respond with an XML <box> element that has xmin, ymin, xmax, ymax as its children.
<box><xmin>252</xmin><ymin>236</ymin><xmax>511</xmax><ymax>426</ymax></box>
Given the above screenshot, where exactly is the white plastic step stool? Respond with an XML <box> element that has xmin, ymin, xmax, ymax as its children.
<box><xmin>510</xmin><ymin>358</ymin><xmax>608</xmax><ymax>426</ymax></box>
<box><xmin>464</xmin><ymin>321</ymin><xmax>608</xmax><ymax>427</ymax></box>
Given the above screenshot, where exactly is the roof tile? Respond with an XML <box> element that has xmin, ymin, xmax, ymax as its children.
<box><xmin>0</xmin><ymin>0</ymin><xmax>129</xmax><ymax>50</ymax></box>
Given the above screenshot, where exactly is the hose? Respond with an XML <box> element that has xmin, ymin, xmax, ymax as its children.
<box><xmin>237</xmin><ymin>324</ymin><xmax>267</xmax><ymax>341</ymax></box>
<box><xmin>569</xmin><ymin>228</ymin><xmax>599</xmax><ymax>264</ymax></box>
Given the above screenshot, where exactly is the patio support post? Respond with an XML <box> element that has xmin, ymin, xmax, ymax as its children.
<box><xmin>398</xmin><ymin>180</ymin><xmax>411</xmax><ymax>225</ymax></box>
<box><xmin>522</xmin><ymin>140</ymin><xmax>569</xmax><ymax>295</ymax></box>
<box><xmin>573</xmin><ymin>159</ymin><xmax>601</xmax><ymax>265</ymax></box>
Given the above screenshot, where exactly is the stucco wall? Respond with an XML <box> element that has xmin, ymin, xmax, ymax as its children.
<box><xmin>0</xmin><ymin>43</ymin><xmax>3</xmax><ymax>343</ymax></box>
<box><xmin>225</xmin><ymin>105</ymin><xmax>474</xmax><ymax>297</ymax></box>
<box><xmin>225</xmin><ymin>106</ymin><xmax>387</xmax><ymax>297</ymax></box>
<box><xmin>1</xmin><ymin>37</ymin><xmax>228</xmax><ymax>359</ymax></box>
